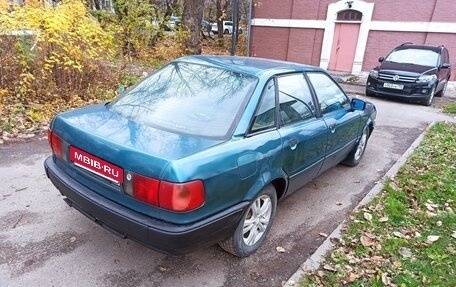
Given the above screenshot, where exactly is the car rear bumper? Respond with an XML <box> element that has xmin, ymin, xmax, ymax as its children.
<box><xmin>44</xmin><ymin>157</ymin><xmax>248</xmax><ymax>255</ymax></box>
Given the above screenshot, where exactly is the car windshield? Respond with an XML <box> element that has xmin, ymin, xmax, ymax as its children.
<box><xmin>385</xmin><ymin>48</ymin><xmax>439</xmax><ymax>66</ymax></box>
<box><xmin>108</xmin><ymin>61</ymin><xmax>257</xmax><ymax>139</ymax></box>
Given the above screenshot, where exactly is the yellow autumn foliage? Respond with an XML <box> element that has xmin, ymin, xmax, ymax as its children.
<box><xmin>0</xmin><ymin>0</ymin><xmax>116</xmax><ymax>101</ymax></box>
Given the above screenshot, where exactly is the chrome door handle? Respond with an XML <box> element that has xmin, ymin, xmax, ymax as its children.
<box><xmin>289</xmin><ymin>139</ymin><xmax>298</xmax><ymax>150</ymax></box>
<box><xmin>329</xmin><ymin>124</ymin><xmax>336</xmax><ymax>134</ymax></box>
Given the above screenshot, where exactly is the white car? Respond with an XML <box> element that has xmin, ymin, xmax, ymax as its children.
<box><xmin>211</xmin><ymin>21</ymin><xmax>243</xmax><ymax>35</ymax></box>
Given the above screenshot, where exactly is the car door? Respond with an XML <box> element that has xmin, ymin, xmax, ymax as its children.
<box><xmin>275</xmin><ymin>73</ymin><xmax>328</xmax><ymax>194</ymax></box>
<box><xmin>306</xmin><ymin>72</ymin><xmax>361</xmax><ymax>173</ymax></box>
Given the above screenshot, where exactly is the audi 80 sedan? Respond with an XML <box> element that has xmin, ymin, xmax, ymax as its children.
<box><xmin>45</xmin><ymin>56</ymin><xmax>376</xmax><ymax>257</ymax></box>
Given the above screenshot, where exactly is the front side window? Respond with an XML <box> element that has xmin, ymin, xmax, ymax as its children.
<box><xmin>277</xmin><ymin>74</ymin><xmax>315</xmax><ymax>125</ymax></box>
<box><xmin>386</xmin><ymin>48</ymin><xmax>439</xmax><ymax>67</ymax></box>
<box><xmin>307</xmin><ymin>72</ymin><xmax>349</xmax><ymax>115</ymax></box>
<box><xmin>109</xmin><ymin>62</ymin><xmax>258</xmax><ymax>139</ymax></box>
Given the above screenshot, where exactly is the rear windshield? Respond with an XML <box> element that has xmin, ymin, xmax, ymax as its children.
<box><xmin>109</xmin><ymin>62</ymin><xmax>257</xmax><ymax>139</ymax></box>
<box><xmin>385</xmin><ymin>48</ymin><xmax>439</xmax><ymax>67</ymax></box>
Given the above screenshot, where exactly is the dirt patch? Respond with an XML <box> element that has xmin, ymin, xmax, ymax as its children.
<box><xmin>0</xmin><ymin>231</ymin><xmax>87</xmax><ymax>277</ymax></box>
<box><xmin>0</xmin><ymin>210</ymin><xmax>43</xmax><ymax>230</ymax></box>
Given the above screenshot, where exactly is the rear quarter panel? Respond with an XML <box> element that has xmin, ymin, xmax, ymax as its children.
<box><xmin>160</xmin><ymin>130</ymin><xmax>284</xmax><ymax>224</ymax></box>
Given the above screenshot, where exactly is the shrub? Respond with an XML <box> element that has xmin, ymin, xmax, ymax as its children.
<box><xmin>0</xmin><ymin>0</ymin><xmax>116</xmax><ymax>103</ymax></box>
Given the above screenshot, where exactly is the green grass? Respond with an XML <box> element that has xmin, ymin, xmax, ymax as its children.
<box><xmin>443</xmin><ymin>102</ymin><xmax>456</xmax><ymax>114</ymax></box>
<box><xmin>299</xmin><ymin>122</ymin><xmax>456</xmax><ymax>287</ymax></box>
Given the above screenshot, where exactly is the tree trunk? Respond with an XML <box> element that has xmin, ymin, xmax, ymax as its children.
<box><xmin>182</xmin><ymin>0</ymin><xmax>204</xmax><ymax>54</ymax></box>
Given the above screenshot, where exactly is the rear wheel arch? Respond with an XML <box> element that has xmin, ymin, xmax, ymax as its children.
<box><xmin>270</xmin><ymin>177</ymin><xmax>287</xmax><ymax>200</ymax></box>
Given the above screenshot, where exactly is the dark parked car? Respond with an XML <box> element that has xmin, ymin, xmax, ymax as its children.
<box><xmin>366</xmin><ymin>43</ymin><xmax>451</xmax><ymax>106</ymax></box>
<box><xmin>45</xmin><ymin>56</ymin><xmax>376</xmax><ymax>257</ymax></box>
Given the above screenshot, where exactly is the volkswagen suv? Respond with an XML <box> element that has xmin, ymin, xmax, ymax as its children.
<box><xmin>366</xmin><ymin>43</ymin><xmax>451</xmax><ymax>106</ymax></box>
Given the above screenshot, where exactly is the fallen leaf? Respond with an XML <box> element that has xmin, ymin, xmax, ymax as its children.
<box><xmin>319</xmin><ymin>232</ymin><xmax>328</xmax><ymax>238</ymax></box>
<box><xmin>365</xmin><ymin>232</ymin><xmax>376</xmax><ymax>239</ymax></box>
<box><xmin>393</xmin><ymin>231</ymin><xmax>404</xmax><ymax>238</ymax></box>
<box><xmin>70</xmin><ymin>236</ymin><xmax>76</xmax><ymax>243</ymax></box>
<box><xmin>393</xmin><ymin>261</ymin><xmax>402</xmax><ymax>268</ymax></box>
<box><xmin>158</xmin><ymin>266</ymin><xmax>168</xmax><ymax>272</ymax></box>
<box><xmin>336</xmin><ymin>201</ymin><xmax>343</xmax><ymax>206</ymax></box>
<box><xmin>360</xmin><ymin>235</ymin><xmax>376</xmax><ymax>247</ymax></box>
<box><xmin>399</xmin><ymin>247</ymin><xmax>412</xmax><ymax>257</ymax></box>
<box><xmin>436</xmin><ymin>221</ymin><xmax>442</xmax><ymax>227</ymax></box>
<box><xmin>426</xmin><ymin>211</ymin><xmax>437</xmax><ymax>217</ymax></box>
<box><xmin>317</xmin><ymin>270</ymin><xmax>325</xmax><ymax>277</ymax></box>
<box><xmin>422</xmin><ymin>275</ymin><xmax>430</xmax><ymax>285</ymax></box>
<box><xmin>452</xmin><ymin>231</ymin><xmax>456</xmax><ymax>239</ymax></box>
<box><xmin>346</xmin><ymin>272</ymin><xmax>360</xmax><ymax>282</ymax></box>
<box><xmin>381</xmin><ymin>273</ymin><xmax>391</xmax><ymax>285</ymax></box>
<box><xmin>323</xmin><ymin>264</ymin><xmax>336</xmax><ymax>272</ymax></box>
<box><xmin>425</xmin><ymin>203</ymin><xmax>435</xmax><ymax>212</ymax></box>
<box><xmin>276</xmin><ymin>246</ymin><xmax>286</xmax><ymax>253</ymax></box>
<box><xmin>426</xmin><ymin>235</ymin><xmax>440</xmax><ymax>243</ymax></box>
<box><xmin>364</xmin><ymin>212</ymin><xmax>373</xmax><ymax>221</ymax></box>
<box><xmin>287</xmin><ymin>280</ymin><xmax>296</xmax><ymax>286</ymax></box>
<box><xmin>379</xmin><ymin>216</ymin><xmax>388</xmax><ymax>222</ymax></box>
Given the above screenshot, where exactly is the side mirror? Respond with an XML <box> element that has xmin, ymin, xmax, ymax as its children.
<box><xmin>351</xmin><ymin>98</ymin><xmax>366</xmax><ymax>110</ymax></box>
<box><xmin>441</xmin><ymin>63</ymin><xmax>451</xmax><ymax>69</ymax></box>
<box><xmin>378</xmin><ymin>57</ymin><xmax>385</xmax><ymax>63</ymax></box>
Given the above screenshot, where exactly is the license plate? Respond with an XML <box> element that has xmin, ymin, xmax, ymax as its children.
<box><xmin>383</xmin><ymin>83</ymin><xmax>404</xmax><ymax>90</ymax></box>
<box><xmin>70</xmin><ymin>146</ymin><xmax>124</xmax><ymax>183</ymax></box>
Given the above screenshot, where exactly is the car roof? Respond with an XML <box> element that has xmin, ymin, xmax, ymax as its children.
<box><xmin>175</xmin><ymin>55</ymin><xmax>323</xmax><ymax>77</ymax></box>
<box><xmin>395</xmin><ymin>44</ymin><xmax>445</xmax><ymax>53</ymax></box>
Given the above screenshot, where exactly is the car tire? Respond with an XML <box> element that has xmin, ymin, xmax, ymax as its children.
<box><xmin>342</xmin><ymin>128</ymin><xmax>369</xmax><ymax>167</ymax></box>
<box><xmin>218</xmin><ymin>185</ymin><xmax>277</xmax><ymax>257</ymax></box>
<box><xmin>435</xmin><ymin>79</ymin><xmax>448</xmax><ymax>97</ymax></box>
<box><xmin>224</xmin><ymin>29</ymin><xmax>229</xmax><ymax>34</ymax></box>
<box><xmin>422</xmin><ymin>85</ymin><xmax>436</xmax><ymax>106</ymax></box>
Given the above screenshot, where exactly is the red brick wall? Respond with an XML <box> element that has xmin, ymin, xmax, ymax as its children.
<box><xmin>250</xmin><ymin>26</ymin><xmax>289</xmax><ymax>60</ymax></box>
<box><xmin>287</xmin><ymin>28</ymin><xmax>323</xmax><ymax>64</ymax></box>
<box><xmin>251</xmin><ymin>26</ymin><xmax>324</xmax><ymax>66</ymax></box>
<box><xmin>253</xmin><ymin>0</ymin><xmax>330</xmax><ymax>20</ymax></box>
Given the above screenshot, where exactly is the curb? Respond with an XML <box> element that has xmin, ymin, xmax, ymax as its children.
<box><xmin>283</xmin><ymin>122</ymin><xmax>436</xmax><ymax>286</ymax></box>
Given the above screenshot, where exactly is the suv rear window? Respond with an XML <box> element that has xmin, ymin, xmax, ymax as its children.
<box><xmin>109</xmin><ymin>62</ymin><xmax>257</xmax><ymax>139</ymax></box>
<box><xmin>386</xmin><ymin>48</ymin><xmax>439</xmax><ymax>67</ymax></box>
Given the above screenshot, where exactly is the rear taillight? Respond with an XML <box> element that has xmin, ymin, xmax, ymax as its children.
<box><xmin>48</xmin><ymin>129</ymin><xmax>63</xmax><ymax>159</ymax></box>
<box><xmin>159</xmin><ymin>180</ymin><xmax>205</xmax><ymax>212</ymax></box>
<box><xmin>133</xmin><ymin>174</ymin><xmax>160</xmax><ymax>206</ymax></box>
<box><xmin>126</xmin><ymin>173</ymin><xmax>205</xmax><ymax>212</ymax></box>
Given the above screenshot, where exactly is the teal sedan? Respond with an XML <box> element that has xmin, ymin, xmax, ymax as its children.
<box><xmin>44</xmin><ymin>56</ymin><xmax>376</xmax><ymax>257</ymax></box>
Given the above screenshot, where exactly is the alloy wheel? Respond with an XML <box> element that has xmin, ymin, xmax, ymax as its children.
<box><xmin>242</xmin><ymin>195</ymin><xmax>272</xmax><ymax>246</ymax></box>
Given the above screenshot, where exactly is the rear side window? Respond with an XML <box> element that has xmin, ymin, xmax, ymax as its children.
<box><xmin>307</xmin><ymin>72</ymin><xmax>349</xmax><ymax>115</ymax></box>
<box><xmin>251</xmin><ymin>79</ymin><xmax>276</xmax><ymax>133</ymax></box>
<box><xmin>109</xmin><ymin>62</ymin><xmax>258</xmax><ymax>139</ymax></box>
<box><xmin>277</xmin><ymin>74</ymin><xmax>315</xmax><ymax>125</ymax></box>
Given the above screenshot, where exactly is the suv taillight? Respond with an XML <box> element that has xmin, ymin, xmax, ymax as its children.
<box><xmin>126</xmin><ymin>173</ymin><xmax>205</xmax><ymax>212</ymax></box>
<box><xmin>48</xmin><ymin>129</ymin><xmax>63</xmax><ymax>159</ymax></box>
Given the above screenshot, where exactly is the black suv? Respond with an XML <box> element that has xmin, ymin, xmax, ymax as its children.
<box><xmin>366</xmin><ymin>43</ymin><xmax>451</xmax><ymax>106</ymax></box>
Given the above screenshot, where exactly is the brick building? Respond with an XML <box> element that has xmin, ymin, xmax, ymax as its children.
<box><xmin>249</xmin><ymin>0</ymin><xmax>456</xmax><ymax>80</ymax></box>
